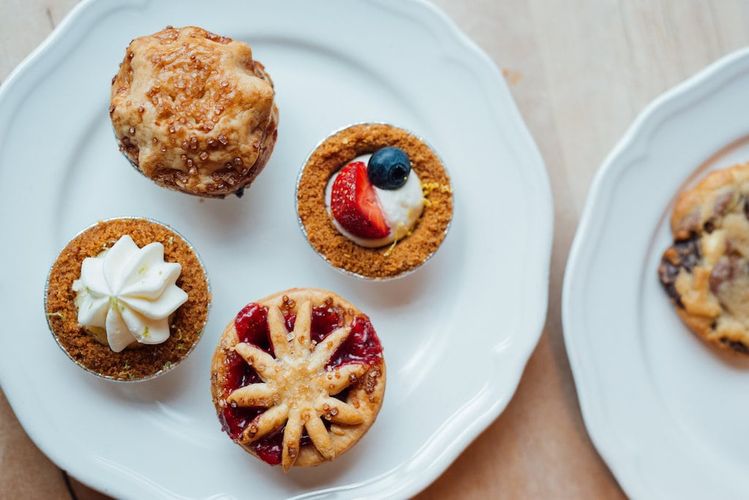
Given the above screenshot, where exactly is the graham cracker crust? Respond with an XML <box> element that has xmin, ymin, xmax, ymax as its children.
<box><xmin>296</xmin><ymin>123</ymin><xmax>453</xmax><ymax>279</ymax></box>
<box><xmin>45</xmin><ymin>218</ymin><xmax>210</xmax><ymax>381</ymax></box>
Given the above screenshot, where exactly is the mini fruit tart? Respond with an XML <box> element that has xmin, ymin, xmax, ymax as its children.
<box><xmin>210</xmin><ymin>288</ymin><xmax>385</xmax><ymax>470</ymax></box>
<box><xmin>296</xmin><ymin>123</ymin><xmax>453</xmax><ymax>279</ymax></box>
<box><xmin>44</xmin><ymin>217</ymin><xmax>210</xmax><ymax>381</ymax></box>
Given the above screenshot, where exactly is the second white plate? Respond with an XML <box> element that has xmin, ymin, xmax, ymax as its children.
<box><xmin>564</xmin><ymin>48</ymin><xmax>749</xmax><ymax>499</ymax></box>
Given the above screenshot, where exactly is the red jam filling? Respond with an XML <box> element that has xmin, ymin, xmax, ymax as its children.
<box><xmin>218</xmin><ymin>351</ymin><xmax>264</xmax><ymax>440</ymax></box>
<box><xmin>218</xmin><ymin>304</ymin><xmax>272</xmax><ymax>441</ymax></box>
<box><xmin>253</xmin><ymin>429</ymin><xmax>314</xmax><ymax>466</ymax></box>
<box><xmin>219</xmin><ymin>302</ymin><xmax>383</xmax><ymax>466</ymax></box>
<box><xmin>328</xmin><ymin>315</ymin><xmax>383</xmax><ymax>368</ymax></box>
<box><xmin>234</xmin><ymin>303</ymin><xmax>273</xmax><ymax>355</ymax></box>
<box><xmin>283</xmin><ymin>302</ymin><xmax>344</xmax><ymax>342</ymax></box>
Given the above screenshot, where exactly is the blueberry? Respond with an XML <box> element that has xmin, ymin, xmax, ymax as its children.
<box><xmin>367</xmin><ymin>147</ymin><xmax>411</xmax><ymax>190</ymax></box>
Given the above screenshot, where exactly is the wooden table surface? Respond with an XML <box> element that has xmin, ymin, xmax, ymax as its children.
<box><xmin>2</xmin><ymin>0</ymin><xmax>748</xmax><ymax>498</ymax></box>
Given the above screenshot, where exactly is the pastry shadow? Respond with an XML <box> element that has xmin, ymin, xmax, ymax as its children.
<box><xmin>75</xmin><ymin>358</ymin><xmax>194</xmax><ymax>404</ymax></box>
<box><xmin>277</xmin><ymin>437</ymin><xmax>374</xmax><ymax>488</ymax></box>
<box><xmin>168</xmin><ymin>193</ymin><xmax>256</xmax><ymax>242</ymax></box>
<box><xmin>328</xmin><ymin>261</ymin><xmax>433</xmax><ymax>310</ymax></box>
<box><xmin>706</xmin><ymin>344</ymin><xmax>749</xmax><ymax>370</ymax></box>
<box><xmin>159</xmin><ymin>179</ymin><xmax>273</xmax><ymax>242</ymax></box>
<box><xmin>324</xmin><ymin>216</ymin><xmax>464</xmax><ymax>311</ymax></box>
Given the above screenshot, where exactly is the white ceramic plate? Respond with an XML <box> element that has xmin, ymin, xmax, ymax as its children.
<box><xmin>564</xmin><ymin>48</ymin><xmax>749</xmax><ymax>499</ymax></box>
<box><xmin>0</xmin><ymin>0</ymin><xmax>552</xmax><ymax>498</ymax></box>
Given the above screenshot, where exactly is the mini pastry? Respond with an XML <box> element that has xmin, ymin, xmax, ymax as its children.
<box><xmin>110</xmin><ymin>26</ymin><xmax>279</xmax><ymax>198</ymax></box>
<box><xmin>45</xmin><ymin>218</ymin><xmax>210</xmax><ymax>380</ymax></box>
<box><xmin>296</xmin><ymin>123</ymin><xmax>453</xmax><ymax>279</ymax></box>
<box><xmin>658</xmin><ymin>163</ymin><xmax>749</xmax><ymax>355</ymax></box>
<box><xmin>210</xmin><ymin>288</ymin><xmax>385</xmax><ymax>470</ymax></box>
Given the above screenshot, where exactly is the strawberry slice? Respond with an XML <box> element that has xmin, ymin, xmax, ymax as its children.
<box><xmin>331</xmin><ymin>161</ymin><xmax>390</xmax><ymax>239</ymax></box>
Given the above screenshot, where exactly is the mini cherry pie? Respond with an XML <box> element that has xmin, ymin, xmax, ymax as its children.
<box><xmin>210</xmin><ymin>288</ymin><xmax>385</xmax><ymax>470</ymax></box>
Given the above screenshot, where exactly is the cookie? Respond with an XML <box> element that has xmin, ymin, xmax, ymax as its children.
<box><xmin>658</xmin><ymin>163</ymin><xmax>749</xmax><ymax>354</ymax></box>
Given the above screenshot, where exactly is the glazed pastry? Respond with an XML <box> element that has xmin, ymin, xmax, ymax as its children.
<box><xmin>658</xmin><ymin>163</ymin><xmax>749</xmax><ymax>354</ymax></box>
<box><xmin>296</xmin><ymin>123</ymin><xmax>453</xmax><ymax>279</ymax></box>
<box><xmin>210</xmin><ymin>288</ymin><xmax>385</xmax><ymax>470</ymax></box>
<box><xmin>45</xmin><ymin>218</ymin><xmax>210</xmax><ymax>380</ymax></box>
<box><xmin>110</xmin><ymin>26</ymin><xmax>279</xmax><ymax>198</ymax></box>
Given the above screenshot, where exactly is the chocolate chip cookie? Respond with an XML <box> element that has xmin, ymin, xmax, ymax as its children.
<box><xmin>659</xmin><ymin>163</ymin><xmax>749</xmax><ymax>354</ymax></box>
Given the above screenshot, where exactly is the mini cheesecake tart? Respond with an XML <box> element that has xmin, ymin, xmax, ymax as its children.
<box><xmin>44</xmin><ymin>218</ymin><xmax>210</xmax><ymax>381</ymax></box>
<box><xmin>210</xmin><ymin>288</ymin><xmax>385</xmax><ymax>470</ymax></box>
<box><xmin>296</xmin><ymin>123</ymin><xmax>453</xmax><ymax>279</ymax></box>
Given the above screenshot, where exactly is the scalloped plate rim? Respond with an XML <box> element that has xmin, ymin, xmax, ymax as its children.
<box><xmin>562</xmin><ymin>46</ymin><xmax>749</xmax><ymax>499</ymax></box>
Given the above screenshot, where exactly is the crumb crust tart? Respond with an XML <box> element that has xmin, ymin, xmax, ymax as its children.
<box><xmin>296</xmin><ymin>123</ymin><xmax>453</xmax><ymax>279</ymax></box>
<box><xmin>210</xmin><ymin>288</ymin><xmax>385</xmax><ymax>470</ymax></box>
<box><xmin>45</xmin><ymin>218</ymin><xmax>210</xmax><ymax>380</ymax></box>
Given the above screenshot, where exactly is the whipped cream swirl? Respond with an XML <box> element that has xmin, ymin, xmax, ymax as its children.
<box><xmin>72</xmin><ymin>235</ymin><xmax>188</xmax><ymax>352</ymax></box>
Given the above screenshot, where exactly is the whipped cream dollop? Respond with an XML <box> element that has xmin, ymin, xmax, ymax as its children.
<box><xmin>72</xmin><ymin>235</ymin><xmax>188</xmax><ymax>353</ymax></box>
<box><xmin>325</xmin><ymin>154</ymin><xmax>425</xmax><ymax>248</ymax></box>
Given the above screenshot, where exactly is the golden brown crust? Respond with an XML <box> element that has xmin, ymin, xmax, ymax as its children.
<box><xmin>296</xmin><ymin>124</ymin><xmax>453</xmax><ymax>278</ymax></box>
<box><xmin>210</xmin><ymin>288</ymin><xmax>385</xmax><ymax>469</ymax></box>
<box><xmin>671</xmin><ymin>163</ymin><xmax>749</xmax><ymax>235</ymax></box>
<box><xmin>110</xmin><ymin>26</ymin><xmax>278</xmax><ymax>197</ymax></box>
<box><xmin>45</xmin><ymin>218</ymin><xmax>211</xmax><ymax>380</ymax></box>
<box><xmin>659</xmin><ymin>163</ymin><xmax>749</xmax><ymax>355</ymax></box>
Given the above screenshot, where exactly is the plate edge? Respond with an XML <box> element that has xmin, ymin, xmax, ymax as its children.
<box><xmin>561</xmin><ymin>46</ymin><xmax>749</xmax><ymax>499</ymax></box>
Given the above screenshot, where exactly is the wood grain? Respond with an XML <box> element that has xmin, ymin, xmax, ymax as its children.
<box><xmin>2</xmin><ymin>1</ymin><xmax>748</xmax><ymax>498</ymax></box>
